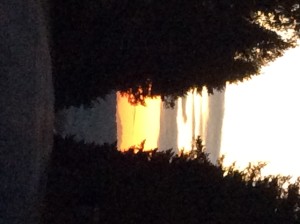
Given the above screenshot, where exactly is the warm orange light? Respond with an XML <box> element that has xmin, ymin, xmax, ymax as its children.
<box><xmin>117</xmin><ymin>92</ymin><xmax>161</xmax><ymax>151</ymax></box>
<box><xmin>116</xmin><ymin>43</ymin><xmax>300</xmax><ymax>179</ymax></box>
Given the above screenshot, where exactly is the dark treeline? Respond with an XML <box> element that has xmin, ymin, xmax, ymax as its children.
<box><xmin>48</xmin><ymin>0</ymin><xmax>300</xmax><ymax>109</ymax></box>
<box><xmin>43</xmin><ymin>135</ymin><xmax>300</xmax><ymax>224</ymax></box>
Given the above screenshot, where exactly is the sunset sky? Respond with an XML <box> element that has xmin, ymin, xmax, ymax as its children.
<box><xmin>221</xmin><ymin>43</ymin><xmax>300</xmax><ymax>178</ymax></box>
<box><xmin>117</xmin><ymin>93</ymin><xmax>161</xmax><ymax>150</ymax></box>
<box><xmin>117</xmin><ymin>43</ymin><xmax>300</xmax><ymax>178</ymax></box>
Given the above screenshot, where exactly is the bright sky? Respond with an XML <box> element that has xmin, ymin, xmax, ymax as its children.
<box><xmin>117</xmin><ymin>43</ymin><xmax>300</xmax><ymax>178</ymax></box>
<box><xmin>176</xmin><ymin>88</ymin><xmax>212</xmax><ymax>153</ymax></box>
<box><xmin>220</xmin><ymin>44</ymin><xmax>300</xmax><ymax>178</ymax></box>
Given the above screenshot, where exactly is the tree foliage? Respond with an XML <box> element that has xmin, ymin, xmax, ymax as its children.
<box><xmin>49</xmin><ymin>0</ymin><xmax>300</xmax><ymax>108</ymax></box>
<box><xmin>43</xmin><ymin>135</ymin><xmax>300</xmax><ymax>223</ymax></box>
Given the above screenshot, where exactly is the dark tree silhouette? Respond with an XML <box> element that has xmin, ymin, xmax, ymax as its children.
<box><xmin>43</xmin><ymin>135</ymin><xmax>300</xmax><ymax>224</ymax></box>
<box><xmin>49</xmin><ymin>0</ymin><xmax>300</xmax><ymax>108</ymax></box>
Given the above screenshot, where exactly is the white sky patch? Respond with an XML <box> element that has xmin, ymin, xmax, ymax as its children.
<box><xmin>220</xmin><ymin>44</ymin><xmax>300</xmax><ymax>178</ymax></box>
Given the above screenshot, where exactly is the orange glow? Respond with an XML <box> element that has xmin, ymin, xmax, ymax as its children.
<box><xmin>117</xmin><ymin>92</ymin><xmax>161</xmax><ymax>151</ymax></box>
<box><xmin>116</xmin><ymin>43</ymin><xmax>300</xmax><ymax>179</ymax></box>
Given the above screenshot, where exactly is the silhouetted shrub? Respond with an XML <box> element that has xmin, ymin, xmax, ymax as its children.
<box><xmin>43</xmin><ymin>135</ymin><xmax>300</xmax><ymax>224</ymax></box>
<box><xmin>49</xmin><ymin>1</ymin><xmax>300</xmax><ymax>109</ymax></box>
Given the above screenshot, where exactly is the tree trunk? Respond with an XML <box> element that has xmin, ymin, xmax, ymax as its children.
<box><xmin>0</xmin><ymin>1</ymin><xmax>54</xmax><ymax>223</ymax></box>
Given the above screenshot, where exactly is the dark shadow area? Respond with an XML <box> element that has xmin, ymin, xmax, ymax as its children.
<box><xmin>43</xmin><ymin>135</ymin><xmax>300</xmax><ymax>224</ymax></box>
<box><xmin>206</xmin><ymin>90</ymin><xmax>226</xmax><ymax>163</ymax></box>
<box><xmin>158</xmin><ymin>101</ymin><xmax>178</xmax><ymax>152</ymax></box>
<box><xmin>48</xmin><ymin>0</ymin><xmax>299</xmax><ymax>109</ymax></box>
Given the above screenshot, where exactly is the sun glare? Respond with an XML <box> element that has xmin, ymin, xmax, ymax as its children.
<box><xmin>117</xmin><ymin>43</ymin><xmax>300</xmax><ymax>179</ymax></box>
<box><xmin>117</xmin><ymin>92</ymin><xmax>161</xmax><ymax>151</ymax></box>
<box><xmin>220</xmin><ymin>43</ymin><xmax>300</xmax><ymax>178</ymax></box>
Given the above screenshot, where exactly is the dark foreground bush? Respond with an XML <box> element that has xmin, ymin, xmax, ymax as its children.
<box><xmin>43</xmin><ymin>136</ymin><xmax>300</xmax><ymax>224</ymax></box>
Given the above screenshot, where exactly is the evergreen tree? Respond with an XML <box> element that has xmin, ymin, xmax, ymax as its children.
<box><xmin>49</xmin><ymin>0</ymin><xmax>300</xmax><ymax>108</ymax></box>
<box><xmin>44</xmin><ymin>135</ymin><xmax>300</xmax><ymax>224</ymax></box>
